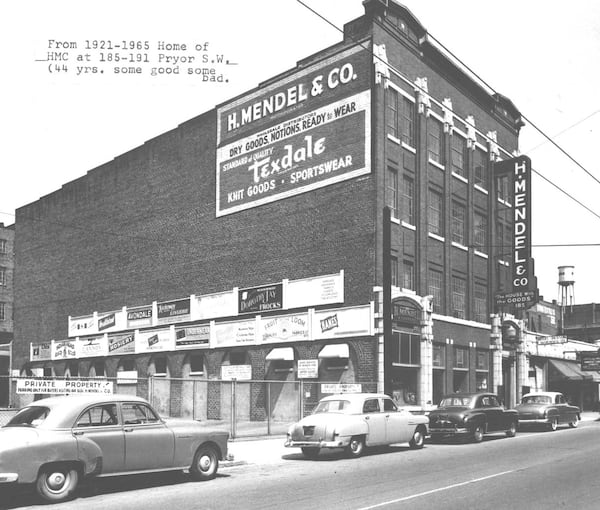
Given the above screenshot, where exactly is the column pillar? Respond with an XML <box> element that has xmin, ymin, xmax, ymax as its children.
<box><xmin>419</xmin><ymin>295</ymin><xmax>434</xmax><ymax>407</ymax></box>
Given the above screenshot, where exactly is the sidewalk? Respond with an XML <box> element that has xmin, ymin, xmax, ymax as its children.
<box><xmin>221</xmin><ymin>412</ymin><xmax>600</xmax><ymax>468</ymax></box>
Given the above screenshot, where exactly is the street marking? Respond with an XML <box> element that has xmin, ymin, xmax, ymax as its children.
<box><xmin>356</xmin><ymin>470</ymin><xmax>515</xmax><ymax>510</ymax></box>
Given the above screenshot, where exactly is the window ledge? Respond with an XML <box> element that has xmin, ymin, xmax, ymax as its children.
<box><xmin>499</xmin><ymin>259</ymin><xmax>510</xmax><ymax>267</ymax></box>
<box><xmin>428</xmin><ymin>158</ymin><xmax>445</xmax><ymax>171</ymax></box>
<box><xmin>387</xmin><ymin>133</ymin><xmax>401</xmax><ymax>145</ymax></box>
<box><xmin>474</xmin><ymin>250</ymin><xmax>489</xmax><ymax>259</ymax></box>
<box><xmin>390</xmin><ymin>215</ymin><xmax>400</xmax><ymax>225</ymax></box>
<box><xmin>401</xmin><ymin>221</ymin><xmax>416</xmax><ymax>230</ymax></box>
<box><xmin>474</xmin><ymin>184</ymin><xmax>488</xmax><ymax>195</ymax></box>
<box><xmin>428</xmin><ymin>232</ymin><xmax>445</xmax><ymax>242</ymax></box>
<box><xmin>451</xmin><ymin>172</ymin><xmax>468</xmax><ymax>184</ymax></box>
<box><xmin>497</xmin><ymin>198</ymin><xmax>512</xmax><ymax>207</ymax></box>
<box><xmin>452</xmin><ymin>241</ymin><xmax>468</xmax><ymax>251</ymax></box>
<box><xmin>402</xmin><ymin>142</ymin><xmax>417</xmax><ymax>153</ymax></box>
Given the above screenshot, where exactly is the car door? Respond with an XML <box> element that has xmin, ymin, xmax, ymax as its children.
<box><xmin>73</xmin><ymin>403</ymin><xmax>125</xmax><ymax>474</ymax></box>
<box><xmin>362</xmin><ymin>398</ymin><xmax>386</xmax><ymax>445</ymax></box>
<box><xmin>120</xmin><ymin>402</ymin><xmax>176</xmax><ymax>472</ymax></box>
<box><xmin>555</xmin><ymin>394</ymin><xmax>568</xmax><ymax>423</ymax></box>
<box><xmin>382</xmin><ymin>397</ymin><xmax>410</xmax><ymax>444</ymax></box>
<box><xmin>480</xmin><ymin>395</ymin><xmax>503</xmax><ymax>431</ymax></box>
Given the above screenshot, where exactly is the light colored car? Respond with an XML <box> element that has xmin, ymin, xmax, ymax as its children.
<box><xmin>285</xmin><ymin>393</ymin><xmax>429</xmax><ymax>458</ymax></box>
<box><xmin>0</xmin><ymin>394</ymin><xmax>228</xmax><ymax>502</ymax></box>
<box><xmin>515</xmin><ymin>391</ymin><xmax>580</xmax><ymax>430</ymax></box>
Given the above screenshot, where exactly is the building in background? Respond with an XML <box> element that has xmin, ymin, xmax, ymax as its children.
<box><xmin>13</xmin><ymin>1</ymin><xmax>540</xmax><ymax>414</ymax></box>
<box><xmin>0</xmin><ymin>222</ymin><xmax>14</xmax><ymax>407</ymax></box>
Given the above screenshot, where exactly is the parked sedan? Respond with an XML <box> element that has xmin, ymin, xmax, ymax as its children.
<box><xmin>428</xmin><ymin>392</ymin><xmax>518</xmax><ymax>443</ymax></box>
<box><xmin>285</xmin><ymin>393</ymin><xmax>429</xmax><ymax>458</ymax></box>
<box><xmin>0</xmin><ymin>394</ymin><xmax>228</xmax><ymax>502</ymax></box>
<box><xmin>515</xmin><ymin>392</ymin><xmax>580</xmax><ymax>430</ymax></box>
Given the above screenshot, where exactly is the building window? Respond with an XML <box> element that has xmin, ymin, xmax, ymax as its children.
<box><xmin>386</xmin><ymin>87</ymin><xmax>399</xmax><ymax>139</ymax></box>
<box><xmin>393</xmin><ymin>332</ymin><xmax>420</xmax><ymax>365</ymax></box>
<box><xmin>428</xmin><ymin>189</ymin><xmax>444</xmax><ymax>236</ymax></box>
<box><xmin>400</xmin><ymin>96</ymin><xmax>416</xmax><ymax>146</ymax></box>
<box><xmin>451</xmin><ymin>201</ymin><xmax>466</xmax><ymax>245</ymax></box>
<box><xmin>428</xmin><ymin>269</ymin><xmax>444</xmax><ymax>313</ymax></box>
<box><xmin>497</xmin><ymin>175</ymin><xmax>510</xmax><ymax>202</ymax></box>
<box><xmin>190</xmin><ymin>353</ymin><xmax>205</xmax><ymax>375</ymax></box>
<box><xmin>391</xmin><ymin>254</ymin><xmax>399</xmax><ymax>287</ymax></box>
<box><xmin>92</xmin><ymin>361</ymin><xmax>105</xmax><ymax>377</ymax></box>
<box><xmin>402</xmin><ymin>175</ymin><xmax>415</xmax><ymax>225</ymax></box>
<box><xmin>476</xmin><ymin>350</ymin><xmax>489</xmax><ymax>370</ymax></box>
<box><xmin>402</xmin><ymin>260</ymin><xmax>414</xmax><ymax>291</ymax></box>
<box><xmin>118</xmin><ymin>359</ymin><xmax>135</xmax><ymax>372</ymax></box>
<box><xmin>65</xmin><ymin>362</ymin><xmax>79</xmax><ymax>378</ymax></box>
<box><xmin>0</xmin><ymin>239</ymin><xmax>6</xmax><ymax>254</ymax></box>
<box><xmin>454</xmin><ymin>346</ymin><xmax>469</xmax><ymax>369</ymax></box>
<box><xmin>386</xmin><ymin>165</ymin><xmax>398</xmax><ymax>217</ymax></box>
<box><xmin>474</xmin><ymin>283</ymin><xmax>488</xmax><ymax>323</ymax></box>
<box><xmin>0</xmin><ymin>302</ymin><xmax>5</xmax><ymax>321</ymax></box>
<box><xmin>450</xmin><ymin>134</ymin><xmax>466</xmax><ymax>177</ymax></box>
<box><xmin>428</xmin><ymin>118</ymin><xmax>444</xmax><ymax>164</ymax></box>
<box><xmin>153</xmin><ymin>357</ymin><xmax>167</xmax><ymax>376</ymax></box>
<box><xmin>0</xmin><ymin>267</ymin><xmax>6</xmax><ymax>286</ymax></box>
<box><xmin>432</xmin><ymin>343</ymin><xmax>446</xmax><ymax>367</ymax></box>
<box><xmin>473</xmin><ymin>212</ymin><xmax>488</xmax><ymax>252</ymax></box>
<box><xmin>229</xmin><ymin>351</ymin><xmax>247</xmax><ymax>365</ymax></box>
<box><xmin>451</xmin><ymin>276</ymin><xmax>466</xmax><ymax>319</ymax></box>
<box><xmin>473</xmin><ymin>148</ymin><xmax>488</xmax><ymax>189</ymax></box>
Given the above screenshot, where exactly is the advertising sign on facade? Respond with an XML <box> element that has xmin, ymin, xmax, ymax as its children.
<box><xmin>76</xmin><ymin>335</ymin><xmax>108</xmax><ymax>358</ymax></box>
<box><xmin>239</xmin><ymin>284</ymin><xmax>282</xmax><ymax>314</ymax></box>
<box><xmin>286</xmin><ymin>272</ymin><xmax>344</xmax><ymax>309</ymax></box>
<box><xmin>157</xmin><ymin>298</ymin><xmax>191</xmax><ymax>325</ymax></box>
<box><xmin>52</xmin><ymin>340</ymin><xmax>77</xmax><ymax>360</ymax></box>
<box><xmin>221</xmin><ymin>364</ymin><xmax>252</xmax><ymax>381</ymax></box>
<box><xmin>212</xmin><ymin>319</ymin><xmax>256</xmax><ymax>348</ymax></box>
<box><xmin>261</xmin><ymin>314</ymin><xmax>309</xmax><ymax>344</ymax></box>
<box><xmin>392</xmin><ymin>297</ymin><xmax>421</xmax><ymax>329</ymax></box>
<box><xmin>580</xmin><ymin>351</ymin><xmax>600</xmax><ymax>371</ymax></box>
<box><xmin>135</xmin><ymin>329</ymin><xmax>174</xmax><ymax>353</ymax></box>
<box><xmin>127</xmin><ymin>306</ymin><xmax>153</xmax><ymax>328</ymax></box>
<box><xmin>175</xmin><ymin>325</ymin><xmax>210</xmax><ymax>350</ymax></box>
<box><xmin>216</xmin><ymin>45</ymin><xmax>371</xmax><ymax>217</ymax></box>
<box><xmin>195</xmin><ymin>290</ymin><xmax>237</xmax><ymax>320</ymax></box>
<box><xmin>312</xmin><ymin>304</ymin><xmax>372</xmax><ymax>340</ymax></box>
<box><xmin>107</xmin><ymin>333</ymin><xmax>135</xmax><ymax>356</ymax></box>
<box><xmin>16</xmin><ymin>378</ymin><xmax>113</xmax><ymax>395</ymax></box>
<box><xmin>68</xmin><ymin>314</ymin><xmax>96</xmax><ymax>338</ymax></box>
<box><xmin>30</xmin><ymin>342</ymin><xmax>52</xmax><ymax>362</ymax></box>
<box><xmin>321</xmin><ymin>383</ymin><xmax>362</xmax><ymax>394</ymax></box>
<box><xmin>298</xmin><ymin>359</ymin><xmax>319</xmax><ymax>379</ymax></box>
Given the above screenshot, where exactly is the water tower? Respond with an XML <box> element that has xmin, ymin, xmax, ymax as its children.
<box><xmin>558</xmin><ymin>265</ymin><xmax>575</xmax><ymax>307</ymax></box>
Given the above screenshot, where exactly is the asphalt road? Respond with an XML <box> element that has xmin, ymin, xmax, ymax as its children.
<box><xmin>4</xmin><ymin>421</ymin><xmax>600</xmax><ymax>510</ymax></box>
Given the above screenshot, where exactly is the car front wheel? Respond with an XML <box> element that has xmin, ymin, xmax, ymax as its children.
<box><xmin>190</xmin><ymin>444</ymin><xmax>219</xmax><ymax>481</ymax></box>
<box><xmin>36</xmin><ymin>464</ymin><xmax>79</xmax><ymax>503</ymax></box>
<box><xmin>506</xmin><ymin>421</ymin><xmax>517</xmax><ymax>437</ymax></box>
<box><xmin>345</xmin><ymin>436</ymin><xmax>365</xmax><ymax>458</ymax></box>
<box><xmin>472</xmin><ymin>424</ymin><xmax>484</xmax><ymax>443</ymax></box>
<box><xmin>409</xmin><ymin>426</ymin><xmax>425</xmax><ymax>449</ymax></box>
<box><xmin>548</xmin><ymin>418</ymin><xmax>558</xmax><ymax>431</ymax></box>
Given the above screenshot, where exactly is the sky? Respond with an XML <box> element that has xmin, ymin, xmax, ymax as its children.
<box><xmin>1</xmin><ymin>0</ymin><xmax>599</xmax><ymax>305</ymax></box>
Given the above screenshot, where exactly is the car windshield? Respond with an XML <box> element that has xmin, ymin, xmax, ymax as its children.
<box><xmin>522</xmin><ymin>395</ymin><xmax>552</xmax><ymax>404</ymax></box>
<box><xmin>4</xmin><ymin>406</ymin><xmax>50</xmax><ymax>427</ymax></box>
<box><xmin>439</xmin><ymin>396</ymin><xmax>475</xmax><ymax>408</ymax></box>
<box><xmin>313</xmin><ymin>400</ymin><xmax>351</xmax><ymax>414</ymax></box>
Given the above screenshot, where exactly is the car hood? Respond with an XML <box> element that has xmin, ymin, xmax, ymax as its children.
<box><xmin>0</xmin><ymin>426</ymin><xmax>40</xmax><ymax>449</ymax></box>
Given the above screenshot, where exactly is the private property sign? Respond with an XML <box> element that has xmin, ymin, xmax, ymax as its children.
<box><xmin>16</xmin><ymin>379</ymin><xmax>114</xmax><ymax>395</ymax></box>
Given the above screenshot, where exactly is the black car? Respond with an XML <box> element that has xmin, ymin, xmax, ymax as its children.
<box><xmin>428</xmin><ymin>392</ymin><xmax>518</xmax><ymax>443</ymax></box>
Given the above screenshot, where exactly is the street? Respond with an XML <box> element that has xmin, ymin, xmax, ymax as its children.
<box><xmin>3</xmin><ymin>419</ymin><xmax>600</xmax><ymax>510</ymax></box>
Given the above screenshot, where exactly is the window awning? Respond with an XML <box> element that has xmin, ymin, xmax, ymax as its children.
<box><xmin>318</xmin><ymin>343</ymin><xmax>350</xmax><ymax>359</ymax></box>
<box><xmin>548</xmin><ymin>359</ymin><xmax>598</xmax><ymax>381</ymax></box>
<box><xmin>265</xmin><ymin>347</ymin><xmax>295</xmax><ymax>361</ymax></box>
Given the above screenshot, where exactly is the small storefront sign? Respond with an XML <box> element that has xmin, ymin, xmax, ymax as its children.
<box><xmin>321</xmin><ymin>383</ymin><xmax>362</xmax><ymax>394</ymax></box>
<box><xmin>52</xmin><ymin>340</ymin><xmax>77</xmax><ymax>360</ymax></box>
<box><xmin>581</xmin><ymin>351</ymin><xmax>600</xmax><ymax>371</ymax></box>
<box><xmin>108</xmin><ymin>333</ymin><xmax>135</xmax><ymax>355</ymax></box>
<box><xmin>127</xmin><ymin>306</ymin><xmax>153</xmax><ymax>328</ymax></box>
<box><xmin>30</xmin><ymin>342</ymin><xmax>52</xmax><ymax>362</ymax></box>
<box><xmin>135</xmin><ymin>329</ymin><xmax>174</xmax><ymax>353</ymax></box>
<box><xmin>239</xmin><ymin>284</ymin><xmax>283</xmax><ymax>314</ymax></box>
<box><xmin>221</xmin><ymin>364</ymin><xmax>252</xmax><ymax>381</ymax></box>
<box><xmin>261</xmin><ymin>313</ymin><xmax>309</xmax><ymax>344</ymax></box>
<box><xmin>175</xmin><ymin>325</ymin><xmax>210</xmax><ymax>349</ymax></box>
<box><xmin>68</xmin><ymin>314</ymin><xmax>96</xmax><ymax>337</ymax></box>
<box><xmin>287</xmin><ymin>272</ymin><xmax>344</xmax><ymax>309</ymax></box>
<box><xmin>298</xmin><ymin>359</ymin><xmax>319</xmax><ymax>379</ymax></box>
<box><xmin>157</xmin><ymin>298</ymin><xmax>191</xmax><ymax>325</ymax></box>
<box><xmin>16</xmin><ymin>378</ymin><xmax>113</xmax><ymax>395</ymax></box>
<box><xmin>76</xmin><ymin>335</ymin><xmax>108</xmax><ymax>358</ymax></box>
<box><xmin>212</xmin><ymin>319</ymin><xmax>256</xmax><ymax>348</ymax></box>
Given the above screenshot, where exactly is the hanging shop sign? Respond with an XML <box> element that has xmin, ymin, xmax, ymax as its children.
<box><xmin>16</xmin><ymin>378</ymin><xmax>113</xmax><ymax>395</ymax></box>
<box><xmin>135</xmin><ymin>329</ymin><xmax>174</xmax><ymax>353</ymax></box>
<box><xmin>195</xmin><ymin>290</ymin><xmax>237</xmax><ymax>320</ymax></box>
<box><xmin>221</xmin><ymin>364</ymin><xmax>252</xmax><ymax>381</ymax></box>
<box><xmin>312</xmin><ymin>304</ymin><xmax>372</xmax><ymax>340</ymax></box>
<box><xmin>216</xmin><ymin>45</ymin><xmax>371</xmax><ymax>217</ymax></box>
<box><xmin>298</xmin><ymin>359</ymin><xmax>319</xmax><ymax>379</ymax></box>
<box><xmin>30</xmin><ymin>342</ymin><xmax>52</xmax><ymax>362</ymax></box>
<box><xmin>212</xmin><ymin>319</ymin><xmax>256</xmax><ymax>348</ymax></box>
<box><xmin>286</xmin><ymin>272</ymin><xmax>344</xmax><ymax>309</ymax></box>
<box><xmin>127</xmin><ymin>306</ymin><xmax>153</xmax><ymax>328</ymax></box>
<box><xmin>175</xmin><ymin>325</ymin><xmax>210</xmax><ymax>350</ymax></box>
<box><xmin>157</xmin><ymin>298</ymin><xmax>191</xmax><ymax>325</ymax></box>
<box><xmin>580</xmin><ymin>350</ymin><xmax>600</xmax><ymax>371</ymax></box>
<box><xmin>68</xmin><ymin>314</ymin><xmax>96</xmax><ymax>338</ymax></box>
<box><xmin>107</xmin><ymin>333</ymin><xmax>135</xmax><ymax>355</ymax></box>
<box><xmin>261</xmin><ymin>313</ymin><xmax>309</xmax><ymax>344</ymax></box>
<box><xmin>52</xmin><ymin>340</ymin><xmax>77</xmax><ymax>360</ymax></box>
<box><xmin>239</xmin><ymin>284</ymin><xmax>282</xmax><ymax>314</ymax></box>
<box><xmin>76</xmin><ymin>335</ymin><xmax>108</xmax><ymax>358</ymax></box>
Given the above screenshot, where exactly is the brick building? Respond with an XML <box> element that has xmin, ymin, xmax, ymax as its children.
<box><xmin>14</xmin><ymin>1</ymin><xmax>532</xmax><ymax>413</ymax></box>
<box><xmin>0</xmin><ymin>222</ymin><xmax>14</xmax><ymax>406</ymax></box>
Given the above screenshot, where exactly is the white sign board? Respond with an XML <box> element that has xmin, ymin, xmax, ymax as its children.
<box><xmin>16</xmin><ymin>379</ymin><xmax>114</xmax><ymax>395</ymax></box>
<box><xmin>221</xmin><ymin>364</ymin><xmax>252</xmax><ymax>381</ymax></box>
<box><xmin>298</xmin><ymin>359</ymin><xmax>319</xmax><ymax>379</ymax></box>
<box><xmin>321</xmin><ymin>383</ymin><xmax>362</xmax><ymax>394</ymax></box>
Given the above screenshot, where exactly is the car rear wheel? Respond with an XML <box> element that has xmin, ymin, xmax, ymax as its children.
<box><xmin>409</xmin><ymin>426</ymin><xmax>425</xmax><ymax>449</ymax></box>
<box><xmin>506</xmin><ymin>421</ymin><xmax>517</xmax><ymax>437</ymax></box>
<box><xmin>569</xmin><ymin>415</ymin><xmax>580</xmax><ymax>428</ymax></box>
<box><xmin>36</xmin><ymin>464</ymin><xmax>79</xmax><ymax>503</ymax></box>
<box><xmin>345</xmin><ymin>436</ymin><xmax>365</xmax><ymax>458</ymax></box>
<box><xmin>472</xmin><ymin>424</ymin><xmax>484</xmax><ymax>443</ymax></box>
<box><xmin>301</xmin><ymin>447</ymin><xmax>320</xmax><ymax>459</ymax></box>
<box><xmin>190</xmin><ymin>444</ymin><xmax>219</xmax><ymax>481</ymax></box>
<box><xmin>548</xmin><ymin>418</ymin><xmax>558</xmax><ymax>431</ymax></box>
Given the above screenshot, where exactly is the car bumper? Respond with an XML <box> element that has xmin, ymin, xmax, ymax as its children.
<box><xmin>285</xmin><ymin>438</ymin><xmax>349</xmax><ymax>449</ymax></box>
<box><xmin>429</xmin><ymin>427</ymin><xmax>469</xmax><ymax>435</ymax></box>
<box><xmin>518</xmin><ymin>418</ymin><xmax>548</xmax><ymax>425</ymax></box>
<box><xmin>0</xmin><ymin>473</ymin><xmax>18</xmax><ymax>483</ymax></box>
